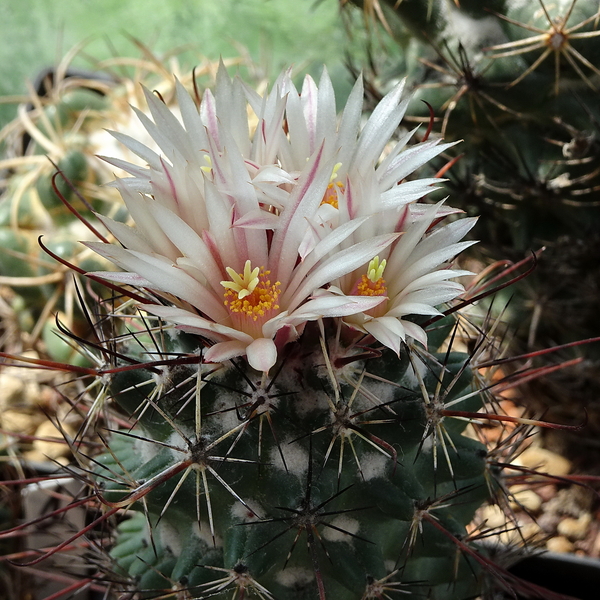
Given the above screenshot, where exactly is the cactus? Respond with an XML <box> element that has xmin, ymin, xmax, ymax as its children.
<box><xmin>84</xmin><ymin>65</ymin><xmax>486</xmax><ymax>599</ymax></box>
<box><xmin>340</xmin><ymin>0</ymin><xmax>600</xmax><ymax>281</ymax></box>
<box><xmin>340</xmin><ymin>0</ymin><xmax>600</xmax><ymax>452</ymax></box>
<box><xmin>1</xmin><ymin>63</ymin><xmax>587</xmax><ymax>600</ymax></box>
<box><xmin>342</xmin><ymin>0</ymin><xmax>600</xmax><ymax>246</ymax></box>
<box><xmin>0</xmin><ymin>60</ymin><xmax>119</xmax><ymax>338</ymax></box>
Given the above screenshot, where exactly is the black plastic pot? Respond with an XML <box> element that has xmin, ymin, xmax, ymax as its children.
<box><xmin>509</xmin><ymin>551</ymin><xmax>600</xmax><ymax>600</ymax></box>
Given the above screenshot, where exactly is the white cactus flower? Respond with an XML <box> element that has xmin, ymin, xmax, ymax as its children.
<box><xmin>88</xmin><ymin>64</ymin><xmax>473</xmax><ymax>372</ymax></box>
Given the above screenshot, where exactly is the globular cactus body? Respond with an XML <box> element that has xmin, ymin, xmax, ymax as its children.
<box><xmin>97</xmin><ymin>323</ymin><xmax>488</xmax><ymax>599</ymax></box>
<box><xmin>346</xmin><ymin>0</ymin><xmax>600</xmax><ymax>236</ymax></box>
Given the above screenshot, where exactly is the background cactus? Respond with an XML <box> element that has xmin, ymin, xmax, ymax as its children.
<box><xmin>339</xmin><ymin>0</ymin><xmax>600</xmax><ymax>467</ymax></box>
<box><xmin>0</xmin><ymin>61</ymin><xmax>117</xmax><ymax>346</ymax></box>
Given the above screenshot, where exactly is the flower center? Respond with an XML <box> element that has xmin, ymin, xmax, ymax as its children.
<box><xmin>356</xmin><ymin>257</ymin><xmax>387</xmax><ymax>297</ymax></box>
<box><xmin>221</xmin><ymin>260</ymin><xmax>281</xmax><ymax>322</ymax></box>
<box><xmin>320</xmin><ymin>162</ymin><xmax>344</xmax><ymax>209</ymax></box>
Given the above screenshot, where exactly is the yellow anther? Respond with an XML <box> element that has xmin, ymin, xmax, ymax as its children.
<box><xmin>321</xmin><ymin>183</ymin><xmax>340</xmax><ymax>208</ymax></box>
<box><xmin>201</xmin><ymin>154</ymin><xmax>213</xmax><ymax>173</ymax></box>
<box><xmin>221</xmin><ymin>260</ymin><xmax>260</xmax><ymax>299</ymax></box>
<box><xmin>357</xmin><ymin>275</ymin><xmax>387</xmax><ymax>297</ymax></box>
<box><xmin>320</xmin><ymin>163</ymin><xmax>345</xmax><ymax>209</ymax></box>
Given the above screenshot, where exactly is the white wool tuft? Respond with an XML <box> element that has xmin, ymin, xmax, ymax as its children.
<box><xmin>133</xmin><ymin>433</ymin><xmax>160</xmax><ymax>464</ymax></box>
<box><xmin>230</xmin><ymin>498</ymin><xmax>264</xmax><ymax>521</ymax></box>
<box><xmin>269</xmin><ymin>440</ymin><xmax>308</xmax><ymax>478</ymax></box>
<box><xmin>275</xmin><ymin>567</ymin><xmax>314</xmax><ymax>587</ymax></box>
<box><xmin>322</xmin><ymin>515</ymin><xmax>360</xmax><ymax>543</ymax></box>
<box><xmin>360</xmin><ymin>451</ymin><xmax>391</xmax><ymax>481</ymax></box>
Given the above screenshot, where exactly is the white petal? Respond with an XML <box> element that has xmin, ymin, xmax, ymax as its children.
<box><xmin>252</xmin><ymin>165</ymin><xmax>295</xmax><ymax>186</ymax></box>
<box><xmin>391</xmin><ymin>241</ymin><xmax>475</xmax><ymax>293</ymax></box>
<box><xmin>388</xmin><ymin>302</ymin><xmax>441</xmax><ymax>317</ymax></box>
<box><xmin>336</xmin><ymin>76</ymin><xmax>364</xmax><ymax>168</ymax></box>
<box><xmin>316</xmin><ymin>67</ymin><xmax>337</xmax><ymax>144</ymax></box>
<box><xmin>385</xmin><ymin>201</ymin><xmax>446</xmax><ymax>283</ymax></box>
<box><xmin>99</xmin><ymin>155</ymin><xmax>151</xmax><ymax>180</ymax></box>
<box><xmin>95</xmin><ymin>213</ymin><xmax>155</xmax><ymax>254</ymax></box>
<box><xmin>141</xmin><ymin>85</ymin><xmax>195</xmax><ymax>160</ymax></box>
<box><xmin>287</xmin><ymin>216</ymin><xmax>370</xmax><ymax>293</ymax></box>
<box><xmin>392</xmin><ymin>269</ymin><xmax>467</xmax><ymax>300</ymax></box>
<box><xmin>130</xmin><ymin>105</ymin><xmax>180</xmax><ymax>163</ymax></box>
<box><xmin>363</xmin><ymin>318</ymin><xmax>405</xmax><ymax>355</ymax></box>
<box><xmin>90</xmin><ymin>270</ymin><xmax>154</xmax><ymax>287</ymax></box>
<box><xmin>253</xmin><ymin>181</ymin><xmax>289</xmax><ymax>208</ymax></box>
<box><xmin>175</xmin><ymin>78</ymin><xmax>209</xmax><ymax>155</ymax></box>
<box><xmin>379</xmin><ymin>179</ymin><xmax>442</xmax><ymax>209</ymax></box>
<box><xmin>113</xmin><ymin>179</ymin><xmax>180</xmax><ymax>261</ymax></box>
<box><xmin>402</xmin><ymin>320</ymin><xmax>428</xmax><ymax>347</ymax></box>
<box><xmin>284</xmin><ymin>232</ymin><xmax>399</xmax><ymax>311</ymax></box>
<box><xmin>108</xmin><ymin>130</ymin><xmax>162</xmax><ymax>170</ymax></box>
<box><xmin>301</xmin><ymin>74</ymin><xmax>319</xmax><ymax>155</ymax></box>
<box><xmin>201</xmin><ymin>89</ymin><xmax>220</xmax><ymax>147</ymax></box>
<box><xmin>291</xmin><ymin>294</ymin><xmax>385</xmax><ymax>321</ymax></box>
<box><xmin>214</xmin><ymin>62</ymin><xmax>251</xmax><ymax>156</ymax></box>
<box><xmin>86</xmin><ymin>243</ymin><xmax>228</xmax><ymax>322</ymax></box>
<box><xmin>204</xmin><ymin>340</ymin><xmax>250</xmax><ymax>364</ymax></box>
<box><xmin>352</xmin><ymin>79</ymin><xmax>409</xmax><ymax>169</ymax></box>
<box><xmin>246</xmin><ymin>337</ymin><xmax>278</xmax><ymax>372</ymax></box>
<box><xmin>143</xmin><ymin>198</ymin><xmax>225</xmax><ymax>296</ymax></box>
<box><xmin>262</xmin><ymin>294</ymin><xmax>385</xmax><ymax>339</ymax></box>
<box><xmin>387</xmin><ymin>283</ymin><xmax>464</xmax><ymax>315</ymax></box>
<box><xmin>376</xmin><ymin>126</ymin><xmax>419</xmax><ymax>176</ymax></box>
<box><xmin>233</xmin><ymin>209</ymin><xmax>280</xmax><ymax>230</ymax></box>
<box><xmin>142</xmin><ymin>304</ymin><xmax>253</xmax><ymax>343</ymax></box>
<box><xmin>203</xmin><ymin>178</ymin><xmax>239</xmax><ymax>268</ymax></box>
<box><xmin>378</xmin><ymin>140</ymin><xmax>458</xmax><ymax>190</ymax></box>
<box><xmin>409</xmin><ymin>217</ymin><xmax>478</xmax><ymax>263</ymax></box>
<box><xmin>270</xmin><ymin>143</ymin><xmax>334</xmax><ymax>288</ymax></box>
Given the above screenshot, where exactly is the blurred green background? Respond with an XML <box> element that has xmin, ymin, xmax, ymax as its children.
<box><xmin>0</xmin><ymin>0</ymin><xmax>359</xmax><ymax>128</ymax></box>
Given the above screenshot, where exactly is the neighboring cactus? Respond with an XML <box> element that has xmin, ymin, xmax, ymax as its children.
<box><xmin>340</xmin><ymin>0</ymin><xmax>600</xmax><ymax>446</ymax></box>
<box><xmin>0</xmin><ymin>62</ymin><xmax>118</xmax><ymax>342</ymax></box>
<box><xmin>1</xmin><ymin>63</ymin><xmax>586</xmax><ymax>600</ymax></box>
<box><xmin>343</xmin><ymin>0</ymin><xmax>600</xmax><ymax>243</ymax></box>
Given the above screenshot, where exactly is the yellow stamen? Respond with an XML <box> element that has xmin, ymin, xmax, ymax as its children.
<box><xmin>222</xmin><ymin>261</ymin><xmax>281</xmax><ymax>322</ymax></box>
<box><xmin>357</xmin><ymin>257</ymin><xmax>387</xmax><ymax>297</ymax></box>
<box><xmin>320</xmin><ymin>163</ymin><xmax>345</xmax><ymax>209</ymax></box>
<box><xmin>321</xmin><ymin>182</ymin><xmax>344</xmax><ymax>208</ymax></box>
<box><xmin>367</xmin><ymin>257</ymin><xmax>386</xmax><ymax>283</ymax></box>
<box><xmin>330</xmin><ymin>162</ymin><xmax>342</xmax><ymax>183</ymax></box>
